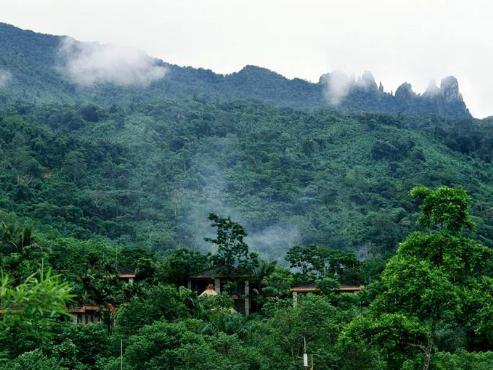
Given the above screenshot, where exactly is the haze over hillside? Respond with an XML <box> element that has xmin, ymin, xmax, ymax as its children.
<box><xmin>0</xmin><ymin>23</ymin><xmax>470</xmax><ymax>118</ymax></box>
<box><xmin>0</xmin><ymin>22</ymin><xmax>492</xmax><ymax>259</ymax></box>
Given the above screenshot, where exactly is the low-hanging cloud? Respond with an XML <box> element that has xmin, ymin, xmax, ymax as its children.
<box><xmin>322</xmin><ymin>70</ymin><xmax>378</xmax><ymax>106</ymax></box>
<box><xmin>323</xmin><ymin>70</ymin><xmax>353</xmax><ymax>105</ymax></box>
<box><xmin>0</xmin><ymin>69</ymin><xmax>11</xmax><ymax>88</ymax></box>
<box><xmin>246</xmin><ymin>224</ymin><xmax>301</xmax><ymax>262</ymax></box>
<box><xmin>57</xmin><ymin>37</ymin><xmax>167</xmax><ymax>87</ymax></box>
<box><xmin>423</xmin><ymin>80</ymin><xmax>440</xmax><ymax>97</ymax></box>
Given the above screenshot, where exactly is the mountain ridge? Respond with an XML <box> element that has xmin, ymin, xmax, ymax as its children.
<box><xmin>0</xmin><ymin>22</ymin><xmax>470</xmax><ymax>118</ymax></box>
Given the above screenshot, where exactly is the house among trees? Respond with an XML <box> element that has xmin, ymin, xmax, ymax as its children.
<box><xmin>117</xmin><ymin>272</ymin><xmax>135</xmax><ymax>284</ymax></box>
<box><xmin>69</xmin><ymin>272</ymin><xmax>134</xmax><ymax>325</ymax></box>
<box><xmin>188</xmin><ymin>268</ymin><xmax>251</xmax><ymax>315</ymax></box>
<box><xmin>69</xmin><ymin>305</ymin><xmax>100</xmax><ymax>324</ymax></box>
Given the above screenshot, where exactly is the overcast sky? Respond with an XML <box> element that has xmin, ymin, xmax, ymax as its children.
<box><xmin>2</xmin><ymin>0</ymin><xmax>492</xmax><ymax>117</ymax></box>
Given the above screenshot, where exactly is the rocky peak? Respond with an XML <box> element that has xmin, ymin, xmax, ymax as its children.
<box><xmin>395</xmin><ymin>82</ymin><xmax>415</xmax><ymax>99</ymax></box>
<box><xmin>423</xmin><ymin>80</ymin><xmax>440</xmax><ymax>97</ymax></box>
<box><xmin>358</xmin><ymin>71</ymin><xmax>378</xmax><ymax>91</ymax></box>
<box><xmin>440</xmin><ymin>76</ymin><xmax>461</xmax><ymax>103</ymax></box>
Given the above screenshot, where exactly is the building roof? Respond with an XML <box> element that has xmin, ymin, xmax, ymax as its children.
<box><xmin>338</xmin><ymin>285</ymin><xmax>364</xmax><ymax>292</ymax></box>
<box><xmin>68</xmin><ymin>305</ymin><xmax>100</xmax><ymax>313</ymax></box>
<box><xmin>2</xmin><ymin>305</ymin><xmax>101</xmax><ymax>316</ymax></box>
<box><xmin>102</xmin><ymin>272</ymin><xmax>136</xmax><ymax>280</ymax></box>
<box><xmin>290</xmin><ymin>284</ymin><xmax>364</xmax><ymax>293</ymax></box>
<box><xmin>291</xmin><ymin>286</ymin><xmax>320</xmax><ymax>293</ymax></box>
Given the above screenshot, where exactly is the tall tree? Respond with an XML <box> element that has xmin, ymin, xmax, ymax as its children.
<box><xmin>338</xmin><ymin>186</ymin><xmax>493</xmax><ymax>369</ymax></box>
<box><xmin>205</xmin><ymin>213</ymin><xmax>258</xmax><ymax>276</ymax></box>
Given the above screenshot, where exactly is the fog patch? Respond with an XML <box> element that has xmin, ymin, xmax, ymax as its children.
<box><xmin>181</xmin><ymin>154</ymin><xmax>242</xmax><ymax>252</ymax></box>
<box><xmin>322</xmin><ymin>70</ymin><xmax>353</xmax><ymax>105</ymax></box>
<box><xmin>179</xmin><ymin>148</ymin><xmax>302</xmax><ymax>259</ymax></box>
<box><xmin>322</xmin><ymin>70</ymin><xmax>379</xmax><ymax>106</ymax></box>
<box><xmin>0</xmin><ymin>69</ymin><xmax>11</xmax><ymax>88</ymax></box>
<box><xmin>57</xmin><ymin>37</ymin><xmax>167</xmax><ymax>87</ymax></box>
<box><xmin>247</xmin><ymin>224</ymin><xmax>301</xmax><ymax>262</ymax></box>
<box><xmin>423</xmin><ymin>80</ymin><xmax>440</xmax><ymax>96</ymax></box>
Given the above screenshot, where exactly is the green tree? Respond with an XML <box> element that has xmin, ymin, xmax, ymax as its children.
<box><xmin>338</xmin><ymin>313</ymin><xmax>427</xmax><ymax>369</ymax></box>
<box><xmin>285</xmin><ymin>245</ymin><xmax>361</xmax><ymax>283</ymax></box>
<box><xmin>260</xmin><ymin>294</ymin><xmax>355</xmax><ymax>369</ymax></box>
<box><xmin>48</xmin><ymin>323</ymin><xmax>112</xmax><ymax>369</ymax></box>
<box><xmin>159</xmin><ymin>247</ymin><xmax>209</xmax><ymax>286</ymax></box>
<box><xmin>338</xmin><ymin>186</ymin><xmax>493</xmax><ymax>369</ymax></box>
<box><xmin>121</xmin><ymin>319</ymin><xmax>263</xmax><ymax>370</ymax></box>
<box><xmin>205</xmin><ymin>213</ymin><xmax>258</xmax><ymax>276</ymax></box>
<box><xmin>0</xmin><ymin>269</ymin><xmax>73</xmax><ymax>357</ymax></box>
<box><xmin>115</xmin><ymin>285</ymin><xmax>193</xmax><ymax>336</ymax></box>
<box><xmin>410</xmin><ymin>185</ymin><xmax>475</xmax><ymax>232</ymax></box>
<box><xmin>261</xmin><ymin>267</ymin><xmax>293</xmax><ymax>300</ymax></box>
<box><xmin>0</xmin><ymin>349</ymin><xmax>62</xmax><ymax>370</ymax></box>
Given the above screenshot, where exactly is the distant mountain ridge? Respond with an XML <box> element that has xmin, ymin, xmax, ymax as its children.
<box><xmin>0</xmin><ymin>22</ymin><xmax>471</xmax><ymax>118</ymax></box>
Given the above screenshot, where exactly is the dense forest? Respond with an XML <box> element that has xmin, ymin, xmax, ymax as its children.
<box><xmin>0</xmin><ymin>22</ymin><xmax>493</xmax><ymax>369</ymax></box>
<box><xmin>1</xmin><ymin>186</ymin><xmax>493</xmax><ymax>369</ymax></box>
<box><xmin>0</xmin><ymin>101</ymin><xmax>492</xmax><ymax>259</ymax></box>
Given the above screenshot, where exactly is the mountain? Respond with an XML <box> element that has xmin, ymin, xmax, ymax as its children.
<box><xmin>0</xmin><ymin>23</ymin><xmax>470</xmax><ymax>118</ymax></box>
<box><xmin>0</xmin><ymin>22</ymin><xmax>491</xmax><ymax>259</ymax></box>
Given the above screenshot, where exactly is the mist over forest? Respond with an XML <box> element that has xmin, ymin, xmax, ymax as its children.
<box><xmin>0</xmin><ymin>20</ymin><xmax>493</xmax><ymax>370</ymax></box>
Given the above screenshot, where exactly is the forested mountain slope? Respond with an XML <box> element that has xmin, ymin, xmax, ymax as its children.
<box><xmin>0</xmin><ymin>22</ymin><xmax>491</xmax><ymax>259</ymax></box>
<box><xmin>0</xmin><ymin>22</ymin><xmax>470</xmax><ymax>118</ymax></box>
<box><xmin>0</xmin><ymin>101</ymin><xmax>491</xmax><ymax>258</ymax></box>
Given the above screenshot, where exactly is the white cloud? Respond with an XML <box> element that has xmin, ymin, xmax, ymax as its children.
<box><xmin>423</xmin><ymin>80</ymin><xmax>440</xmax><ymax>97</ymax></box>
<box><xmin>0</xmin><ymin>69</ymin><xmax>12</xmax><ymax>88</ymax></box>
<box><xmin>322</xmin><ymin>70</ymin><xmax>378</xmax><ymax>106</ymax></box>
<box><xmin>322</xmin><ymin>70</ymin><xmax>351</xmax><ymax>105</ymax></box>
<box><xmin>57</xmin><ymin>37</ymin><xmax>167</xmax><ymax>87</ymax></box>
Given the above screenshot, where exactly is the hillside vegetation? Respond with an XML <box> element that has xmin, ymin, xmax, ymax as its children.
<box><xmin>0</xmin><ymin>101</ymin><xmax>492</xmax><ymax>258</ymax></box>
<box><xmin>1</xmin><ymin>186</ymin><xmax>493</xmax><ymax>369</ymax></box>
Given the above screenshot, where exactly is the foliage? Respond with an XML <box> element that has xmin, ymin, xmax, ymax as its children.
<box><xmin>261</xmin><ymin>267</ymin><xmax>293</xmax><ymax>299</ymax></box>
<box><xmin>121</xmin><ymin>319</ymin><xmax>263</xmax><ymax>370</ymax></box>
<box><xmin>338</xmin><ymin>186</ymin><xmax>493</xmax><ymax>369</ymax></box>
<box><xmin>0</xmin><ymin>349</ymin><xmax>62</xmax><ymax>370</ymax></box>
<box><xmin>410</xmin><ymin>185</ymin><xmax>474</xmax><ymax>232</ymax></box>
<box><xmin>338</xmin><ymin>313</ymin><xmax>428</xmax><ymax>369</ymax></box>
<box><xmin>260</xmin><ymin>294</ymin><xmax>355</xmax><ymax>369</ymax></box>
<box><xmin>49</xmin><ymin>324</ymin><xmax>113</xmax><ymax>369</ymax></box>
<box><xmin>285</xmin><ymin>244</ymin><xmax>361</xmax><ymax>283</ymax></box>
<box><xmin>115</xmin><ymin>285</ymin><xmax>193</xmax><ymax>336</ymax></box>
<box><xmin>402</xmin><ymin>351</ymin><xmax>493</xmax><ymax>369</ymax></box>
<box><xmin>0</xmin><ymin>101</ymin><xmax>491</xmax><ymax>258</ymax></box>
<box><xmin>206</xmin><ymin>213</ymin><xmax>259</xmax><ymax>275</ymax></box>
<box><xmin>0</xmin><ymin>270</ymin><xmax>73</xmax><ymax>357</ymax></box>
<box><xmin>158</xmin><ymin>247</ymin><xmax>209</xmax><ymax>286</ymax></box>
<box><xmin>0</xmin><ymin>184</ymin><xmax>491</xmax><ymax>369</ymax></box>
